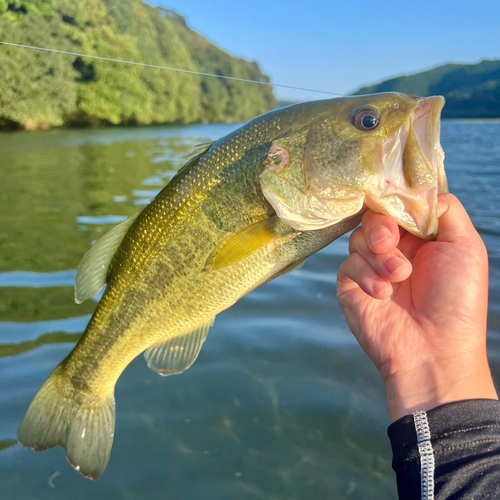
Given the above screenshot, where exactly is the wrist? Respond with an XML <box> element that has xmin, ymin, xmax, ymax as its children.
<box><xmin>382</xmin><ymin>351</ymin><xmax>498</xmax><ymax>422</ymax></box>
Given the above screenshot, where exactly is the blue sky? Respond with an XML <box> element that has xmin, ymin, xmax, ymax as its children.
<box><xmin>149</xmin><ymin>0</ymin><xmax>500</xmax><ymax>102</ymax></box>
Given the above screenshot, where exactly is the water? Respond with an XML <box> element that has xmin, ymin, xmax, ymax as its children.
<box><xmin>1</xmin><ymin>120</ymin><xmax>500</xmax><ymax>499</ymax></box>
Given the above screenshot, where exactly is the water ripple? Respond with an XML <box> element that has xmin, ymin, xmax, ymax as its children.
<box><xmin>0</xmin><ymin>315</ymin><xmax>90</xmax><ymax>343</ymax></box>
<box><xmin>0</xmin><ymin>270</ymin><xmax>75</xmax><ymax>288</ymax></box>
<box><xmin>132</xmin><ymin>189</ymin><xmax>161</xmax><ymax>198</ymax></box>
<box><xmin>76</xmin><ymin>215</ymin><xmax>128</xmax><ymax>224</ymax></box>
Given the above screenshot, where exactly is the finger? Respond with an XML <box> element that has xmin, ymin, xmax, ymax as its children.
<box><xmin>436</xmin><ymin>193</ymin><xmax>481</xmax><ymax>244</ymax></box>
<box><xmin>337</xmin><ymin>252</ymin><xmax>393</xmax><ymax>300</ymax></box>
<box><xmin>348</xmin><ymin>227</ymin><xmax>365</xmax><ymax>254</ymax></box>
<box><xmin>361</xmin><ymin>210</ymin><xmax>401</xmax><ymax>254</ymax></box>
<box><xmin>397</xmin><ymin>231</ymin><xmax>427</xmax><ymax>262</ymax></box>
<box><xmin>349</xmin><ymin>227</ymin><xmax>412</xmax><ymax>282</ymax></box>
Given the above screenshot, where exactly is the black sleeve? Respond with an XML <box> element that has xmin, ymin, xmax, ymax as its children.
<box><xmin>388</xmin><ymin>399</ymin><xmax>500</xmax><ymax>500</ymax></box>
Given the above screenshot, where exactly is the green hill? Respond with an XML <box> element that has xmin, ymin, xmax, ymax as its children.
<box><xmin>0</xmin><ymin>0</ymin><xmax>275</xmax><ymax>130</ymax></box>
<box><xmin>353</xmin><ymin>59</ymin><xmax>500</xmax><ymax>118</ymax></box>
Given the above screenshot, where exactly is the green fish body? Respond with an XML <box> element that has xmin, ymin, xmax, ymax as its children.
<box><xmin>19</xmin><ymin>93</ymin><xmax>447</xmax><ymax>479</ymax></box>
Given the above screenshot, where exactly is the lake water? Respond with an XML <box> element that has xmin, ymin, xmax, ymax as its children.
<box><xmin>1</xmin><ymin>120</ymin><xmax>500</xmax><ymax>499</ymax></box>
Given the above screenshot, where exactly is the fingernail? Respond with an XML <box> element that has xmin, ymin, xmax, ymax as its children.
<box><xmin>370</xmin><ymin>226</ymin><xmax>391</xmax><ymax>246</ymax></box>
<box><xmin>383</xmin><ymin>255</ymin><xmax>406</xmax><ymax>274</ymax></box>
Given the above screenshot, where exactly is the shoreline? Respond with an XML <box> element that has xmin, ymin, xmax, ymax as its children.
<box><xmin>2</xmin><ymin>116</ymin><xmax>500</xmax><ymax>134</ymax></box>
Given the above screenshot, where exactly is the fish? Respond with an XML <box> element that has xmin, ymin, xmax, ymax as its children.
<box><xmin>18</xmin><ymin>92</ymin><xmax>447</xmax><ymax>479</ymax></box>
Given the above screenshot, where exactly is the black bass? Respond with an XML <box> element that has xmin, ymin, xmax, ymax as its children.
<box><xmin>19</xmin><ymin>93</ymin><xmax>447</xmax><ymax>479</ymax></box>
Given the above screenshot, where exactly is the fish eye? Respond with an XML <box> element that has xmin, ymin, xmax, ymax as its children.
<box><xmin>353</xmin><ymin>108</ymin><xmax>380</xmax><ymax>131</ymax></box>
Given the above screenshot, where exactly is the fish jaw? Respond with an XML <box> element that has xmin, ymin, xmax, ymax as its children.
<box><xmin>260</xmin><ymin>180</ymin><xmax>364</xmax><ymax>231</ymax></box>
<box><xmin>365</xmin><ymin>96</ymin><xmax>446</xmax><ymax>239</ymax></box>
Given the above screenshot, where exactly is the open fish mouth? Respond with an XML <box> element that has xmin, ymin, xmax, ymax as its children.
<box><xmin>365</xmin><ymin>95</ymin><xmax>447</xmax><ymax>239</ymax></box>
<box><xmin>413</xmin><ymin>96</ymin><xmax>447</xmax><ymax>194</ymax></box>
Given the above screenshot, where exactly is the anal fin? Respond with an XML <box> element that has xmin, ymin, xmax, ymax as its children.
<box><xmin>144</xmin><ymin>317</ymin><xmax>215</xmax><ymax>376</ymax></box>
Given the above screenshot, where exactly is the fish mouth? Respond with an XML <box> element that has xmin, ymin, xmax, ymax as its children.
<box><xmin>412</xmin><ymin>96</ymin><xmax>447</xmax><ymax>194</ymax></box>
<box><xmin>365</xmin><ymin>95</ymin><xmax>447</xmax><ymax>239</ymax></box>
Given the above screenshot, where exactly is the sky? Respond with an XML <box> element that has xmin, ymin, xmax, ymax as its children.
<box><xmin>149</xmin><ymin>0</ymin><xmax>500</xmax><ymax>102</ymax></box>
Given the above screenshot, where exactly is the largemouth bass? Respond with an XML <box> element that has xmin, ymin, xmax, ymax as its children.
<box><xmin>18</xmin><ymin>93</ymin><xmax>447</xmax><ymax>479</ymax></box>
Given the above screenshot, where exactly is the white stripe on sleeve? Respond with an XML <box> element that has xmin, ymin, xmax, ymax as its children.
<box><xmin>413</xmin><ymin>410</ymin><xmax>435</xmax><ymax>500</ymax></box>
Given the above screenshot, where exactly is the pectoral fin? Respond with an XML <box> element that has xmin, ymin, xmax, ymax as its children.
<box><xmin>269</xmin><ymin>257</ymin><xmax>308</xmax><ymax>282</ymax></box>
<box><xmin>210</xmin><ymin>216</ymin><xmax>280</xmax><ymax>271</ymax></box>
<box><xmin>144</xmin><ymin>317</ymin><xmax>215</xmax><ymax>376</ymax></box>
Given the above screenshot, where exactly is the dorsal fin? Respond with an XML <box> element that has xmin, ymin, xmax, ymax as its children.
<box><xmin>175</xmin><ymin>141</ymin><xmax>214</xmax><ymax>177</ymax></box>
<box><xmin>186</xmin><ymin>141</ymin><xmax>214</xmax><ymax>159</ymax></box>
<box><xmin>74</xmin><ymin>143</ymin><xmax>213</xmax><ymax>305</ymax></box>
<box><xmin>144</xmin><ymin>317</ymin><xmax>215</xmax><ymax>376</ymax></box>
<box><xmin>75</xmin><ymin>211</ymin><xmax>141</xmax><ymax>304</ymax></box>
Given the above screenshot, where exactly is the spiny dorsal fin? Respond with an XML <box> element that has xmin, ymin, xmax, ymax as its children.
<box><xmin>210</xmin><ymin>216</ymin><xmax>280</xmax><ymax>271</ymax></box>
<box><xmin>75</xmin><ymin>211</ymin><xmax>141</xmax><ymax>304</ymax></box>
<box><xmin>174</xmin><ymin>141</ymin><xmax>214</xmax><ymax>179</ymax></box>
<box><xmin>186</xmin><ymin>141</ymin><xmax>215</xmax><ymax>159</ymax></box>
<box><xmin>144</xmin><ymin>317</ymin><xmax>215</xmax><ymax>376</ymax></box>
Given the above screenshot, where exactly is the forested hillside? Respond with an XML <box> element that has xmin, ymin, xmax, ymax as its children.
<box><xmin>354</xmin><ymin>59</ymin><xmax>500</xmax><ymax>118</ymax></box>
<box><xmin>0</xmin><ymin>0</ymin><xmax>275</xmax><ymax>130</ymax></box>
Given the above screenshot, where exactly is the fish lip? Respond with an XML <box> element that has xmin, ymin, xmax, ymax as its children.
<box><xmin>412</xmin><ymin>95</ymin><xmax>445</xmax><ymax>184</ymax></box>
<box><xmin>366</xmin><ymin>95</ymin><xmax>446</xmax><ymax>240</ymax></box>
<box><xmin>409</xmin><ymin>95</ymin><xmax>447</xmax><ymax>237</ymax></box>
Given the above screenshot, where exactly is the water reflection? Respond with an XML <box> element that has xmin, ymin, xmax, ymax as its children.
<box><xmin>0</xmin><ymin>441</ymin><xmax>17</xmax><ymax>453</ymax></box>
<box><xmin>0</xmin><ymin>332</ymin><xmax>82</xmax><ymax>359</ymax></box>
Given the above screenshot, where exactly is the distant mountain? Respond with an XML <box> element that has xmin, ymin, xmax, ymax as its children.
<box><xmin>0</xmin><ymin>0</ymin><xmax>275</xmax><ymax>130</ymax></box>
<box><xmin>353</xmin><ymin>60</ymin><xmax>500</xmax><ymax>118</ymax></box>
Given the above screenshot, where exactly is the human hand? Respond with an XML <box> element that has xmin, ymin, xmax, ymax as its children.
<box><xmin>337</xmin><ymin>193</ymin><xmax>498</xmax><ymax>421</ymax></box>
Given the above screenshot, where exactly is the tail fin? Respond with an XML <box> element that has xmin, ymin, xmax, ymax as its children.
<box><xmin>18</xmin><ymin>365</ymin><xmax>115</xmax><ymax>480</ymax></box>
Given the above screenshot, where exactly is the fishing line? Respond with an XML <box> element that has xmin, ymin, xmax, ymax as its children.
<box><xmin>0</xmin><ymin>41</ymin><xmax>344</xmax><ymax>97</ymax></box>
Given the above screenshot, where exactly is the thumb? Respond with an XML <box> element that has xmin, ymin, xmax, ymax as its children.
<box><xmin>436</xmin><ymin>193</ymin><xmax>478</xmax><ymax>244</ymax></box>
